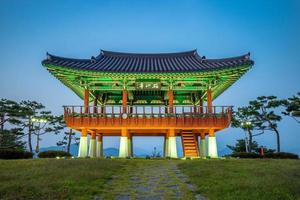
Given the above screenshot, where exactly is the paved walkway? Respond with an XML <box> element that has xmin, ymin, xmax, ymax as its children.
<box><xmin>98</xmin><ymin>160</ymin><xmax>206</xmax><ymax>200</ymax></box>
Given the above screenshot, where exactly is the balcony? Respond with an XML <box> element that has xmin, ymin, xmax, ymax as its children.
<box><xmin>63</xmin><ymin>105</ymin><xmax>233</xmax><ymax>130</ymax></box>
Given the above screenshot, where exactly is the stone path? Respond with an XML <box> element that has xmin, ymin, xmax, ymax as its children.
<box><xmin>98</xmin><ymin>160</ymin><xmax>206</xmax><ymax>200</ymax></box>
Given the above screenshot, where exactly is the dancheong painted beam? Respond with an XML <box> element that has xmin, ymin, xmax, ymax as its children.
<box><xmin>42</xmin><ymin>49</ymin><xmax>254</xmax><ymax>158</ymax></box>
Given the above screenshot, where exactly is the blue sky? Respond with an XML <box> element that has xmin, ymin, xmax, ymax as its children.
<box><xmin>0</xmin><ymin>0</ymin><xmax>299</xmax><ymax>155</ymax></box>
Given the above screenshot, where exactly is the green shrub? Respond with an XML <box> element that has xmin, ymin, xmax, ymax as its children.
<box><xmin>264</xmin><ymin>152</ymin><xmax>299</xmax><ymax>159</ymax></box>
<box><xmin>38</xmin><ymin>150</ymin><xmax>71</xmax><ymax>158</ymax></box>
<box><xmin>0</xmin><ymin>149</ymin><xmax>33</xmax><ymax>159</ymax></box>
<box><xmin>230</xmin><ymin>152</ymin><xmax>299</xmax><ymax>159</ymax></box>
<box><xmin>231</xmin><ymin>152</ymin><xmax>261</xmax><ymax>158</ymax></box>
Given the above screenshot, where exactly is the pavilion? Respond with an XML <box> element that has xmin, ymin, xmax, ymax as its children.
<box><xmin>42</xmin><ymin>49</ymin><xmax>253</xmax><ymax>158</ymax></box>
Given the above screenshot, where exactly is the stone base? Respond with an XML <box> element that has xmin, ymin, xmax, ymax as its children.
<box><xmin>208</xmin><ymin>136</ymin><xmax>218</xmax><ymax>158</ymax></box>
<box><xmin>199</xmin><ymin>138</ymin><xmax>206</xmax><ymax>157</ymax></box>
<box><xmin>128</xmin><ymin>137</ymin><xmax>133</xmax><ymax>157</ymax></box>
<box><xmin>78</xmin><ymin>136</ymin><xmax>88</xmax><ymax>157</ymax></box>
<box><xmin>164</xmin><ymin>137</ymin><xmax>169</xmax><ymax>157</ymax></box>
<box><xmin>96</xmin><ymin>140</ymin><xmax>103</xmax><ymax>157</ymax></box>
<box><xmin>119</xmin><ymin>136</ymin><xmax>129</xmax><ymax>158</ymax></box>
<box><xmin>89</xmin><ymin>139</ymin><xmax>97</xmax><ymax>157</ymax></box>
<box><xmin>168</xmin><ymin>136</ymin><xmax>178</xmax><ymax>158</ymax></box>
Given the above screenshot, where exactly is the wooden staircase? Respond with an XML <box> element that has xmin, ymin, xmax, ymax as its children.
<box><xmin>181</xmin><ymin>130</ymin><xmax>199</xmax><ymax>157</ymax></box>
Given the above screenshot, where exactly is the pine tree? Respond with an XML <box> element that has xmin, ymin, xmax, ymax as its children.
<box><xmin>282</xmin><ymin>92</ymin><xmax>300</xmax><ymax>124</ymax></box>
<box><xmin>231</xmin><ymin>107</ymin><xmax>263</xmax><ymax>152</ymax></box>
<box><xmin>227</xmin><ymin>139</ymin><xmax>259</xmax><ymax>153</ymax></box>
<box><xmin>0</xmin><ymin>99</ymin><xmax>26</xmax><ymax>150</ymax></box>
<box><xmin>249</xmin><ymin>96</ymin><xmax>284</xmax><ymax>152</ymax></box>
<box><xmin>57</xmin><ymin>128</ymin><xmax>79</xmax><ymax>153</ymax></box>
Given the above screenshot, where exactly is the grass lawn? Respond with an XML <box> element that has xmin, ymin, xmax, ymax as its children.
<box><xmin>0</xmin><ymin>158</ymin><xmax>299</xmax><ymax>199</ymax></box>
<box><xmin>178</xmin><ymin>159</ymin><xmax>300</xmax><ymax>200</ymax></box>
<box><xmin>0</xmin><ymin>158</ymin><xmax>127</xmax><ymax>199</ymax></box>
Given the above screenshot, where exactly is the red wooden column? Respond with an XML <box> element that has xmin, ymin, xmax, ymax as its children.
<box><xmin>84</xmin><ymin>88</ymin><xmax>89</xmax><ymax>113</ymax></box>
<box><xmin>93</xmin><ymin>95</ymin><xmax>98</xmax><ymax>114</ymax></box>
<box><xmin>129</xmin><ymin>104</ymin><xmax>133</xmax><ymax>114</ymax></box>
<box><xmin>165</xmin><ymin>103</ymin><xmax>168</xmax><ymax>114</ymax></box>
<box><xmin>207</xmin><ymin>88</ymin><xmax>212</xmax><ymax>113</ymax></box>
<box><xmin>91</xmin><ymin>131</ymin><xmax>96</xmax><ymax>139</ymax></box>
<box><xmin>168</xmin><ymin>89</ymin><xmax>174</xmax><ymax>113</ymax></box>
<box><xmin>199</xmin><ymin>98</ymin><xmax>204</xmax><ymax>113</ymax></box>
<box><xmin>122</xmin><ymin>89</ymin><xmax>128</xmax><ymax>113</ymax></box>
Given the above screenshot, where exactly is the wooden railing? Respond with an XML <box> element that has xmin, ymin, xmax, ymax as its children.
<box><xmin>63</xmin><ymin>105</ymin><xmax>233</xmax><ymax>129</ymax></box>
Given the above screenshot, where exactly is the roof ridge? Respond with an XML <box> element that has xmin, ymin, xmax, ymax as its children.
<box><xmin>42</xmin><ymin>50</ymin><xmax>254</xmax><ymax>73</ymax></box>
<box><xmin>100</xmin><ymin>49</ymin><xmax>197</xmax><ymax>57</ymax></box>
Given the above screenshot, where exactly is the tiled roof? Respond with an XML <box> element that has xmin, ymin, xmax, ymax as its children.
<box><xmin>42</xmin><ymin>49</ymin><xmax>253</xmax><ymax>73</ymax></box>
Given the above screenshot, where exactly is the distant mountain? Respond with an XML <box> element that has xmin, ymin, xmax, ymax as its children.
<box><xmin>104</xmin><ymin>147</ymin><xmax>119</xmax><ymax>156</ymax></box>
<box><xmin>218</xmin><ymin>147</ymin><xmax>232</xmax><ymax>156</ymax></box>
<box><xmin>39</xmin><ymin>145</ymin><xmax>65</xmax><ymax>152</ymax></box>
<box><xmin>133</xmin><ymin>147</ymin><xmax>152</xmax><ymax>157</ymax></box>
<box><xmin>39</xmin><ymin>144</ymin><xmax>78</xmax><ymax>156</ymax></box>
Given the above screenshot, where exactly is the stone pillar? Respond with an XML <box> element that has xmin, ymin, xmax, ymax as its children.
<box><xmin>78</xmin><ymin>129</ymin><xmax>88</xmax><ymax>158</ymax></box>
<box><xmin>208</xmin><ymin>129</ymin><xmax>218</xmax><ymax>158</ymax></box>
<box><xmin>96</xmin><ymin>134</ymin><xmax>103</xmax><ymax>158</ymax></box>
<box><xmin>119</xmin><ymin>128</ymin><xmax>129</xmax><ymax>158</ymax></box>
<box><xmin>164</xmin><ymin>134</ymin><xmax>169</xmax><ymax>157</ymax></box>
<box><xmin>89</xmin><ymin>132</ymin><xmax>97</xmax><ymax>158</ymax></box>
<box><xmin>168</xmin><ymin>129</ymin><xmax>177</xmax><ymax>158</ymax></box>
<box><xmin>127</xmin><ymin>133</ymin><xmax>133</xmax><ymax>157</ymax></box>
<box><xmin>199</xmin><ymin>132</ymin><xmax>206</xmax><ymax>157</ymax></box>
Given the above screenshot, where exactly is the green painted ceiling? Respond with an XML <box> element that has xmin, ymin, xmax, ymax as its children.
<box><xmin>44</xmin><ymin>63</ymin><xmax>252</xmax><ymax>105</ymax></box>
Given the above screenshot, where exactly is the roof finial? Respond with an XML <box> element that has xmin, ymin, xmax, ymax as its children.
<box><xmin>91</xmin><ymin>56</ymin><xmax>96</xmax><ymax>63</ymax></box>
<box><xmin>245</xmin><ymin>52</ymin><xmax>251</xmax><ymax>60</ymax></box>
<box><xmin>46</xmin><ymin>52</ymin><xmax>51</xmax><ymax>60</ymax></box>
<box><xmin>193</xmin><ymin>49</ymin><xmax>197</xmax><ymax>55</ymax></box>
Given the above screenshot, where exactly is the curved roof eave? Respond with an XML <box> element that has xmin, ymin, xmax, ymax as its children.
<box><xmin>44</xmin><ymin>63</ymin><xmax>252</xmax><ymax>79</ymax></box>
<box><xmin>42</xmin><ymin>50</ymin><xmax>254</xmax><ymax>73</ymax></box>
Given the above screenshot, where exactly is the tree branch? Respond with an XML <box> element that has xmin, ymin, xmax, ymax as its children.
<box><xmin>252</xmin><ymin>131</ymin><xmax>265</xmax><ymax>137</ymax></box>
<box><xmin>291</xmin><ymin>116</ymin><xmax>300</xmax><ymax>123</ymax></box>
